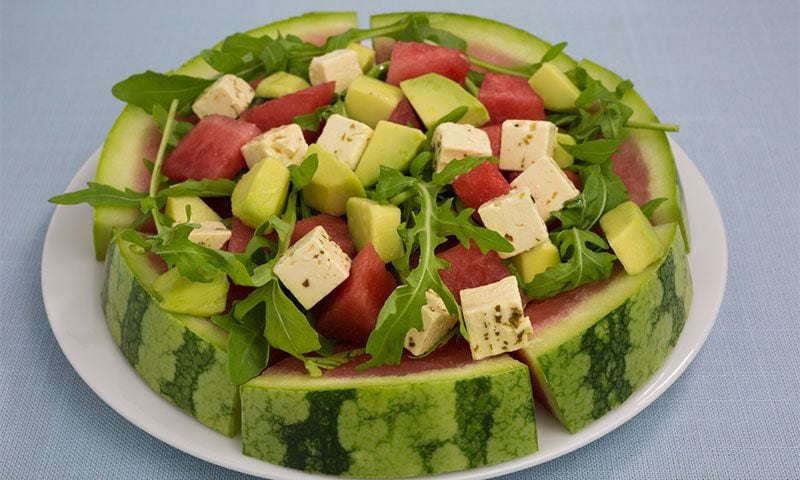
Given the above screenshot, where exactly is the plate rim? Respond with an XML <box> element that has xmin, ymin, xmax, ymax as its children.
<box><xmin>40</xmin><ymin>139</ymin><xmax>727</xmax><ymax>480</ymax></box>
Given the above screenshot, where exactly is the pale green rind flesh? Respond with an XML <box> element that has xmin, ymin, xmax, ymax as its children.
<box><xmin>516</xmin><ymin>223</ymin><xmax>692</xmax><ymax>432</ymax></box>
<box><xmin>103</xmin><ymin>242</ymin><xmax>238</xmax><ymax>435</ymax></box>
<box><xmin>240</xmin><ymin>356</ymin><xmax>537</xmax><ymax>477</ymax></box>
<box><xmin>92</xmin><ymin>12</ymin><xmax>359</xmax><ymax>260</ymax></box>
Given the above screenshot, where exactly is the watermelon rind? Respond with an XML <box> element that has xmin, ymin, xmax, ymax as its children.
<box><xmin>102</xmin><ymin>241</ymin><xmax>239</xmax><ymax>436</ymax></box>
<box><xmin>516</xmin><ymin>223</ymin><xmax>692</xmax><ymax>432</ymax></box>
<box><xmin>240</xmin><ymin>354</ymin><xmax>538</xmax><ymax>477</ymax></box>
<box><xmin>92</xmin><ymin>12</ymin><xmax>359</xmax><ymax>260</ymax></box>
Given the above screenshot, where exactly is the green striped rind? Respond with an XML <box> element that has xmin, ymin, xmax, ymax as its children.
<box><xmin>103</xmin><ymin>242</ymin><xmax>239</xmax><ymax>436</ymax></box>
<box><xmin>240</xmin><ymin>356</ymin><xmax>537</xmax><ymax>477</ymax></box>
<box><xmin>92</xmin><ymin>12</ymin><xmax>359</xmax><ymax>260</ymax></box>
<box><xmin>517</xmin><ymin>223</ymin><xmax>692</xmax><ymax>432</ymax></box>
<box><xmin>370</xmin><ymin>12</ymin><xmax>577</xmax><ymax>72</ymax></box>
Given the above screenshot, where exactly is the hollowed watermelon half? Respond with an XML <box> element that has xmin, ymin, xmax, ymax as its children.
<box><xmin>240</xmin><ymin>340</ymin><xmax>538</xmax><ymax>477</ymax></box>
<box><xmin>91</xmin><ymin>12</ymin><xmax>359</xmax><ymax>260</ymax></box>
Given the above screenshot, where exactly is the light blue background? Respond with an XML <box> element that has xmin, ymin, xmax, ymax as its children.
<box><xmin>2</xmin><ymin>0</ymin><xmax>798</xmax><ymax>478</ymax></box>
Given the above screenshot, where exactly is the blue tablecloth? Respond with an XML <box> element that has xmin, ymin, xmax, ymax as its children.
<box><xmin>2</xmin><ymin>0</ymin><xmax>798</xmax><ymax>478</ymax></box>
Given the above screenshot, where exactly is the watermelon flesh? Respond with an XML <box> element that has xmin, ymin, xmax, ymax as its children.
<box><xmin>241</xmin><ymin>340</ymin><xmax>538</xmax><ymax>477</ymax></box>
<box><xmin>385</xmin><ymin>42</ymin><xmax>471</xmax><ymax>86</ymax></box>
<box><xmin>436</xmin><ymin>240</ymin><xmax>510</xmax><ymax>301</ymax></box>
<box><xmin>387</xmin><ymin>98</ymin><xmax>423</xmax><ymax>130</ymax></box>
<box><xmin>478</xmin><ymin>72</ymin><xmax>546</xmax><ymax>123</ymax></box>
<box><xmin>291</xmin><ymin>214</ymin><xmax>356</xmax><ymax>258</ymax></box>
<box><xmin>480</xmin><ymin>123</ymin><xmax>502</xmax><ymax>157</ymax></box>
<box><xmin>314</xmin><ymin>244</ymin><xmax>397</xmax><ymax>346</ymax></box>
<box><xmin>162</xmin><ymin>115</ymin><xmax>260</xmax><ymax>182</ymax></box>
<box><xmin>240</xmin><ymin>82</ymin><xmax>336</xmax><ymax>132</ymax></box>
<box><xmin>451</xmin><ymin>160</ymin><xmax>511</xmax><ymax>211</ymax></box>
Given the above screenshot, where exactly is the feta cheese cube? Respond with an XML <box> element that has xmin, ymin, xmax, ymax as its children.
<box><xmin>315</xmin><ymin>114</ymin><xmax>373</xmax><ymax>170</ymax></box>
<box><xmin>404</xmin><ymin>290</ymin><xmax>458</xmax><ymax>356</ymax></box>
<box><xmin>477</xmin><ymin>187</ymin><xmax>548</xmax><ymax>259</ymax></box>
<box><xmin>510</xmin><ymin>154</ymin><xmax>580</xmax><ymax>220</ymax></box>
<box><xmin>273</xmin><ymin>226</ymin><xmax>351</xmax><ymax>309</ymax></box>
<box><xmin>308</xmin><ymin>49</ymin><xmax>363</xmax><ymax>93</ymax></box>
<box><xmin>460</xmin><ymin>276</ymin><xmax>533</xmax><ymax>360</ymax></box>
<box><xmin>192</xmin><ymin>74</ymin><xmax>255</xmax><ymax>120</ymax></box>
<box><xmin>432</xmin><ymin>122</ymin><xmax>493</xmax><ymax>173</ymax></box>
<box><xmin>498</xmin><ymin>120</ymin><xmax>557</xmax><ymax>171</ymax></box>
<box><xmin>187</xmin><ymin>221</ymin><xmax>232</xmax><ymax>250</ymax></box>
<box><xmin>240</xmin><ymin>124</ymin><xmax>308</xmax><ymax>168</ymax></box>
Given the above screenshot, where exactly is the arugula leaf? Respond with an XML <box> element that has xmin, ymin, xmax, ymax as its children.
<box><xmin>552</xmin><ymin>163</ymin><xmax>629</xmax><ymax>230</ymax></box>
<box><xmin>212</xmin><ymin>305</ymin><xmax>270</xmax><ymax>385</ymax></box>
<box><xmin>524</xmin><ymin>228</ymin><xmax>616</xmax><ymax>299</ymax></box>
<box><xmin>433</xmin><ymin>199</ymin><xmax>513</xmax><ymax>254</ymax></box>
<box><xmin>156</xmin><ymin>178</ymin><xmax>236</xmax><ymax>199</ymax></box>
<box><xmin>431</xmin><ymin>155</ymin><xmax>495</xmax><ymax>187</ymax></box>
<box><xmin>562</xmin><ymin>138</ymin><xmax>623</xmax><ymax>164</ymax></box>
<box><xmin>302</xmin><ymin>348</ymin><xmax>365</xmax><ymax>377</ymax></box>
<box><xmin>292</xmin><ymin>97</ymin><xmax>345</xmax><ymax>132</ymax></box>
<box><xmin>152</xmin><ymin>104</ymin><xmax>194</xmax><ymax>147</ymax></box>
<box><xmin>383</xmin><ymin>15</ymin><xmax>467</xmax><ymax>51</ymax></box>
<box><xmin>111</xmin><ymin>71</ymin><xmax>213</xmax><ymax>112</ymax></box>
<box><xmin>48</xmin><ymin>182</ymin><xmax>146</xmax><ymax>207</ymax></box>
<box><xmin>641</xmin><ymin>197</ymin><xmax>667</xmax><ymax>219</ymax></box>
<box><xmin>261</xmin><ymin>281</ymin><xmax>322</xmax><ymax>357</ymax></box>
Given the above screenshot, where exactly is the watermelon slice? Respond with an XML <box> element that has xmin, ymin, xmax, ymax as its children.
<box><xmin>161</xmin><ymin>115</ymin><xmax>260</xmax><ymax>182</ymax></box>
<box><xmin>436</xmin><ymin>240</ymin><xmax>510</xmax><ymax>301</ymax></box>
<box><xmin>385</xmin><ymin>41</ymin><xmax>471</xmax><ymax>86</ymax></box>
<box><xmin>241</xmin><ymin>341</ymin><xmax>537</xmax><ymax>476</ymax></box>
<box><xmin>478</xmin><ymin>72</ymin><xmax>546</xmax><ymax>123</ymax></box>
<box><xmin>480</xmin><ymin>123</ymin><xmax>502</xmax><ymax>156</ymax></box>
<box><xmin>240</xmin><ymin>82</ymin><xmax>336</xmax><ymax>132</ymax></box>
<box><xmin>387</xmin><ymin>97</ymin><xmax>423</xmax><ymax>130</ymax></box>
<box><xmin>291</xmin><ymin>214</ymin><xmax>356</xmax><ymax>258</ymax></box>
<box><xmin>92</xmin><ymin>12</ymin><xmax>358</xmax><ymax>260</ymax></box>
<box><xmin>451</xmin><ymin>160</ymin><xmax>511</xmax><ymax>211</ymax></box>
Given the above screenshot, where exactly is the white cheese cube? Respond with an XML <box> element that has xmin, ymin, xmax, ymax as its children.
<box><xmin>187</xmin><ymin>221</ymin><xmax>232</xmax><ymax>250</ymax></box>
<box><xmin>498</xmin><ymin>120</ymin><xmax>557</xmax><ymax>171</ymax></box>
<box><xmin>460</xmin><ymin>276</ymin><xmax>533</xmax><ymax>360</ymax></box>
<box><xmin>241</xmin><ymin>124</ymin><xmax>308</xmax><ymax>168</ymax></box>
<box><xmin>308</xmin><ymin>49</ymin><xmax>363</xmax><ymax>93</ymax></box>
<box><xmin>432</xmin><ymin>122</ymin><xmax>493</xmax><ymax>173</ymax></box>
<box><xmin>273</xmin><ymin>226</ymin><xmax>351</xmax><ymax>309</ymax></box>
<box><xmin>315</xmin><ymin>114</ymin><xmax>373</xmax><ymax>170</ymax></box>
<box><xmin>510</xmin><ymin>154</ymin><xmax>580</xmax><ymax>220</ymax></box>
<box><xmin>477</xmin><ymin>187</ymin><xmax>548</xmax><ymax>259</ymax></box>
<box><xmin>192</xmin><ymin>74</ymin><xmax>255</xmax><ymax>120</ymax></box>
<box><xmin>404</xmin><ymin>290</ymin><xmax>458</xmax><ymax>356</ymax></box>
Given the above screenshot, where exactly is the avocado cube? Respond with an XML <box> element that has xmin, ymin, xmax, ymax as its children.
<box><xmin>346</xmin><ymin>197</ymin><xmax>403</xmax><ymax>262</ymax></box>
<box><xmin>165</xmin><ymin>196</ymin><xmax>222</xmax><ymax>224</ymax></box>
<box><xmin>344</xmin><ymin>76</ymin><xmax>404</xmax><ymax>128</ymax></box>
<box><xmin>254</xmin><ymin>72</ymin><xmax>310</xmax><ymax>99</ymax></box>
<box><xmin>153</xmin><ymin>267</ymin><xmax>229</xmax><ymax>317</ymax></box>
<box><xmin>301</xmin><ymin>145</ymin><xmax>366</xmax><ymax>216</ymax></box>
<box><xmin>346</xmin><ymin>42</ymin><xmax>376</xmax><ymax>72</ymax></box>
<box><xmin>553</xmin><ymin>133</ymin><xmax>576</xmax><ymax>169</ymax></box>
<box><xmin>354</xmin><ymin>120</ymin><xmax>426</xmax><ymax>187</ymax></box>
<box><xmin>400</xmin><ymin>73</ymin><xmax>490</xmax><ymax>129</ymax></box>
<box><xmin>600</xmin><ymin>201</ymin><xmax>664</xmax><ymax>275</ymax></box>
<box><xmin>512</xmin><ymin>241</ymin><xmax>560</xmax><ymax>283</ymax></box>
<box><xmin>231</xmin><ymin>157</ymin><xmax>291</xmax><ymax>228</ymax></box>
<box><xmin>528</xmin><ymin>62</ymin><xmax>581</xmax><ymax>112</ymax></box>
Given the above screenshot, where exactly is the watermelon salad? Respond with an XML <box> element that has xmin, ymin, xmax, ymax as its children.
<box><xmin>51</xmin><ymin>11</ymin><xmax>693</xmax><ymax>477</ymax></box>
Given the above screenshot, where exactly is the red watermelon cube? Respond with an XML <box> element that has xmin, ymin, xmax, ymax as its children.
<box><xmin>385</xmin><ymin>42</ymin><xmax>471</xmax><ymax>86</ymax></box>
<box><xmin>452</xmin><ymin>161</ymin><xmax>511</xmax><ymax>211</ymax></box>
<box><xmin>314</xmin><ymin>244</ymin><xmax>397</xmax><ymax>346</ymax></box>
<box><xmin>387</xmin><ymin>98</ymin><xmax>423</xmax><ymax>130</ymax></box>
<box><xmin>478</xmin><ymin>73</ymin><xmax>546</xmax><ymax>123</ymax></box>
<box><xmin>291</xmin><ymin>214</ymin><xmax>356</xmax><ymax>258</ymax></box>
<box><xmin>480</xmin><ymin>123</ymin><xmax>502</xmax><ymax>157</ymax></box>
<box><xmin>162</xmin><ymin>115</ymin><xmax>260</xmax><ymax>182</ymax></box>
<box><xmin>436</xmin><ymin>240</ymin><xmax>510</xmax><ymax>301</ymax></box>
<box><xmin>240</xmin><ymin>82</ymin><xmax>335</xmax><ymax>132</ymax></box>
<box><xmin>227</xmin><ymin>217</ymin><xmax>277</xmax><ymax>253</ymax></box>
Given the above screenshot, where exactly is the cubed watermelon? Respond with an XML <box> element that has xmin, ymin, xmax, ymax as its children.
<box><xmin>451</xmin><ymin>161</ymin><xmax>511</xmax><ymax>210</ymax></box>
<box><xmin>240</xmin><ymin>82</ymin><xmax>336</xmax><ymax>132</ymax></box>
<box><xmin>481</xmin><ymin>123</ymin><xmax>502</xmax><ymax>157</ymax></box>
<box><xmin>387</xmin><ymin>97</ymin><xmax>423</xmax><ymax>130</ymax></box>
<box><xmin>385</xmin><ymin>42</ymin><xmax>471</xmax><ymax>86</ymax></box>
<box><xmin>436</xmin><ymin>240</ymin><xmax>510</xmax><ymax>301</ymax></box>
<box><xmin>162</xmin><ymin>115</ymin><xmax>261</xmax><ymax>182</ymax></box>
<box><xmin>291</xmin><ymin>214</ymin><xmax>356</xmax><ymax>258</ymax></box>
<box><xmin>478</xmin><ymin>73</ymin><xmax>546</xmax><ymax>123</ymax></box>
<box><xmin>564</xmin><ymin>169</ymin><xmax>581</xmax><ymax>190</ymax></box>
<box><xmin>227</xmin><ymin>217</ymin><xmax>278</xmax><ymax>254</ymax></box>
<box><xmin>313</xmin><ymin>244</ymin><xmax>397</xmax><ymax>346</ymax></box>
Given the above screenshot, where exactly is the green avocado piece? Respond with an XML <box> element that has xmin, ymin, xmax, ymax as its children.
<box><xmin>344</xmin><ymin>75</ymin><xmax>404</xmax><ymax>128</ymax></box>
<box><xmin>400</xmin><ymin>73</ymin><xmax>490</xmax><ymax>128</ymax></box>
<box><xmin>553</xmin><ymin>133</ymin><xmax>576</xmax><ymax>168</ymax></box>
<box><xmin>346</xmin><ymin>43</ymin><xmax>376</xmax><ymax>72</ymax></box>
<box><xmin>255</xmin><ymin>72</ymin><xmax>311</xmax><ymax>99</ymax></box>
<box><xmin>346</xmin><ymin>197</ymin><xmax>403</xmax><ymax>262</ymax></box>
<box><xmin>164</xmin><ymin>196</ymin><xmax>223</xmax><ymax>224</ymax></box>
<box><xmin>231</xmin><ymin>157</ymin><xmax>291</xmax><ymax>228</ymax></box>
<box><xmin>512</xmin><ymin>240</ymin><xmax>561</xmax><ymax>283</ymax></box>
<box><xmin>152</xmin><ymin>267</ymin><xmax>229</xmax><ymax>317</ymax></box>
<box><xmin>600</xmin><ymin>201</ymin><xmax>664</xmax><ymax>275</ymax></box>
<box><xmin>528</xmin><ymin>62</ymin><xmax>581</xmax><ymax>112</ymax></box>
<box><xmin>354</xmin><ymin>120</ymin><xmax>426</xmax><ymax>187</ymax></box>
<box><xmin>301</xmin><ymin>145</ymin><xmax>366</xmax><ymax>216</ymax></box>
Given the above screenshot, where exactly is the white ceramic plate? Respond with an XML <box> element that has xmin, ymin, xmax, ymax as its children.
<box><xmin>41</xmin><ymin>139</ymin><xmax>726</xmax><ymax>480</ymax></box>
